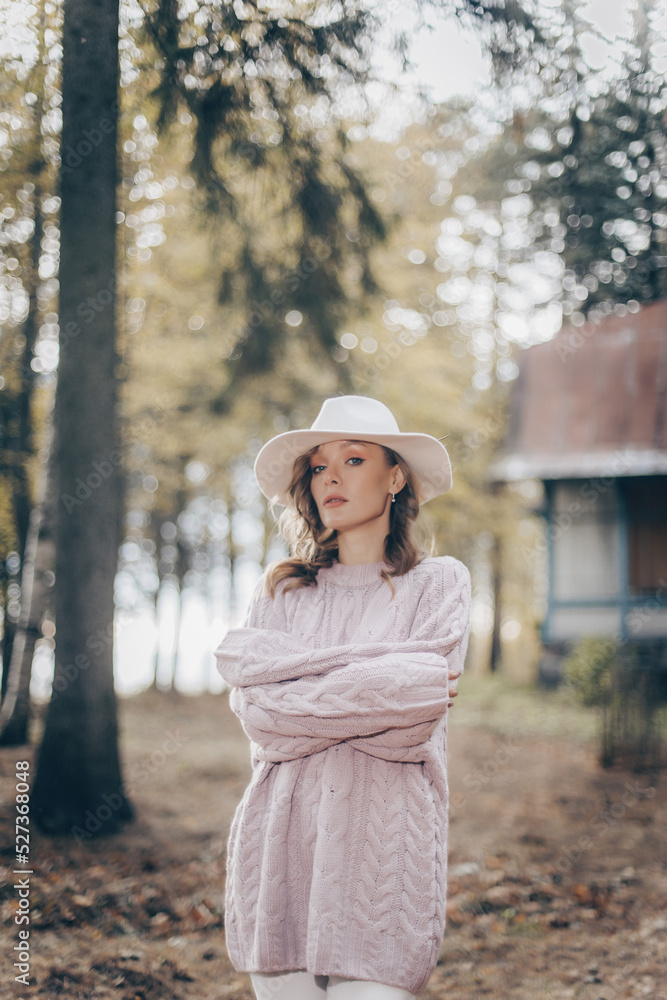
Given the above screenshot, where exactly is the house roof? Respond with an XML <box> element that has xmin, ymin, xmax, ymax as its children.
<box><xmin>490</xmin><ymin>298</ymin><xmax>667</xmax><ymax>481</ymax></box>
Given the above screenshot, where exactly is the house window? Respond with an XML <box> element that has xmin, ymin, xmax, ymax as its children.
<box><xmin>550</xmin><ymin>480</ymin><xmax>620</xmax><ymax>601</ymax></box>
<box><xmin>624</xmin><ymin>476</ymin><xmax>667</xmax><ymax>595</ymax></box>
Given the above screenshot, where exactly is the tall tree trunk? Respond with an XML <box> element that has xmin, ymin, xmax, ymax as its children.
<box><xmin>1</xmin><ymin>605</ymin><xmax>16</xmax><ymax>704</ymax></box>
<box><xmin>1</xmin><ymin>27</ymin><xmax>48</xmax><ymax>699</ymax></box>
<box><xmin>487</xmin><ymin>471</ymin><xmax>503</xmax><ymax>672</ymax></box>
<box><xmin>31</xmin><ymin>0</ymin><xmax>133</xmax><ymax>837</ymax></box>
<box><xmin>226</xmin><ymin>478</ymin><xmax>240</xmax><ymax>623</ymax></box>
<box><xmin>0</xmin><ymin>421</ymin><xmax>55</xmax><ymax>745</ymax></box>
<box><xmin>148</xmin><ymin>517</ymin><xmax>166</xmax><ymax>691</ymax></box>
<box><xmin>9</xmin><ymin>186</ymin><xmax>42</xmax><ymax>588</ymax></box>
<box><xmin>489</xmin><ymin>532</ymin><xmax>502</xmax><ymax>673</ymax></box>
<box><xmin>1</xmin><ymin>192</ymin><xmax>42</xmax><ymax>701</ymax></box>
<box><xmin>168</xmin><ymin>577</ymin><xmax>183</xmax><ymax>693</ymax></box>
<box><xmin>166</xmin><ymin>493</ymin><xmax>186</xmax><ymax>692</ymax></box>
<box><xmin>150</xmin><ymin>580</ymin><xmax>162</xmax><ymax>690</ymax></box>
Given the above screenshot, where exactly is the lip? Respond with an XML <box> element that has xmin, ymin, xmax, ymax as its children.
<box><xmin>324</xmin><ymin>495</ymin><xmax>348</xmax><ymax>506</ymax></box>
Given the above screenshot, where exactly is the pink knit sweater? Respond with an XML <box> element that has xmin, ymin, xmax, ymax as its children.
<box><xmin>214</xmin><ymin>555</ymin><xmax>471</xmax><ymax>994</ymax></box>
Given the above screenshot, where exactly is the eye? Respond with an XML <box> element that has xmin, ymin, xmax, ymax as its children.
<box><xmin>310</xmin><ymin>457</ymin><xmax>364</xmax><ymax>475</ymax></box>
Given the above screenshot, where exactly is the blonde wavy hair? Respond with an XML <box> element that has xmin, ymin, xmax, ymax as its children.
<box><xmin>263</xmin><ymin>442</ymin><xmax>436</xmax><ymax>601</ymax></box>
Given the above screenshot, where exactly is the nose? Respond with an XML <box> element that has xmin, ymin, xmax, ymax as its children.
<box><xmin>323</xmin><ymin>460</ymin><xmax>341</xmax><ymax>486</ymax></box>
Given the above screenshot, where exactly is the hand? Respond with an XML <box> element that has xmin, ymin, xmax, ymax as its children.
<box><xmin>447</xmin><ymin>688</ymin><xmax>459</xmax><ymax>708</ymax></box>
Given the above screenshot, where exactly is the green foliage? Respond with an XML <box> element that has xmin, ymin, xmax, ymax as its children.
<box><xmin>562</xmin><ymin>635</ymin><xmax>619</xmax><ymax>708</ymax></box>
<box><xmin>133</xmin><ymin>0</ymin><xmax>390</xmax><ymax>405</ymax></box>
<box><xmin>468</xmin><ymin>0</ymin><xmax>667</xmax><ymax>320</ymax></box>
<box><xmin>130</xmin><ymin>0</ymin><xmax>552</xmax><ymax>408</ymax></box>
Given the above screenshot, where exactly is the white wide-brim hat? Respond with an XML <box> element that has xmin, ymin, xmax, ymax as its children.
<box><xmin>253</xmin><ymin>395</ymin><xmax>452</xmax><ymax>506</ymax></box>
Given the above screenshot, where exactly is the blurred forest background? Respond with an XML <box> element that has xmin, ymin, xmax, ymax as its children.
<box><xmin>0</xmin><ymin>3</ymin><xmax>666</xmax><ymax>998</ymax></box>
<box><xmin>0</xmin><ymin>0</ymin><xmax>666</xmax><ymax>829</ymax></box>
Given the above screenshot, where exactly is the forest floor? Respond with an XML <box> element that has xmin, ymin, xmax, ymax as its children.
<box><xmin>0</xmin><ymin>675</ymin><xmax>665</xmax><ymax>1000</ymax></box>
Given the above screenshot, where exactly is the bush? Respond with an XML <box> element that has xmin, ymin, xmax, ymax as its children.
<box><xmin>562</xmin><ymin>636</ymin><xmax>619</xmax><ymax>708</ymax></box>
<box><xmin>563</xmin><ymin>637</ymin><xmax>667</xmax><ymax>770</ymax></box>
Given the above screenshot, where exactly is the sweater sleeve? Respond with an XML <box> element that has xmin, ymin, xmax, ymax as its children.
<box><xmin>408</xmin><ymin>556</ymin><xmax>471</xmax><ymax>694</ymax></box>
<box><xmin>225</xmin><ymin>558</ymin><xmax>471</xmax><ymax>754</ymax></box>
<box><xmin>230</xmin><ymin>652</ymin><xmax>453</xmax><ymax>737</ymax></box>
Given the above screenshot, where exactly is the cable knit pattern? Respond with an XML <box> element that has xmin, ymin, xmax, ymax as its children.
<box><xmin>214</xmin><ymin>555</ymin><xmax>471</xmax><ymax>994</ymax></box>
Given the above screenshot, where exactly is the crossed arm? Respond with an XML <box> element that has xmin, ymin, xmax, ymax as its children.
<box><xmin>215</xmin><ymin>559</ymin><xmax>471</xmax><ymax>762</ymax></box>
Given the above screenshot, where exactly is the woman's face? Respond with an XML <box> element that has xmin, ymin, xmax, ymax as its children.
<box><xmin>308</xmin><ymin>439</ymin><xmax>405</xmax><ymax>532</ymax></box>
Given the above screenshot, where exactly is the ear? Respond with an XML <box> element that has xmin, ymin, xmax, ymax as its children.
<box><xmin>391</xmin><ymin>466</ymin><xmax>407</xmax><ymax>494</ymax></box>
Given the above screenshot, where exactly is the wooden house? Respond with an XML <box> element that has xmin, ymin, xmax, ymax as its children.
<box><xmin>491</xmin><ymin>299</ymin><xmax>667</xmax><ymax>667</ymax></box>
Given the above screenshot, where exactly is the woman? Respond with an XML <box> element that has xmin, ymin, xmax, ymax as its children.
<box><xmin>215</xmin><ymin>395</ymin><xmax>471</xmax><ymax>1000</ymax></box>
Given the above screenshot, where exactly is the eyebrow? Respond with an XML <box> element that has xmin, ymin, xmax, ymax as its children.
<box><xmin>310</xmin><ymin>440</ymin><xmax>369</xmax><ymax>457</ymax></box>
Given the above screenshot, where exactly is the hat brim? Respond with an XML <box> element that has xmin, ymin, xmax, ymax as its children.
<box><xmin>253</xmin><ymin>429</ymin><xmax>452</xmax><ymax>506</ymax></box>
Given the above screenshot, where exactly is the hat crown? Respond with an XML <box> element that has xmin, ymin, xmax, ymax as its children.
<box><xmin>312</xmin><ymin>396</ymin><xmax>400</xmax><ymax>435</ymax></box>
<box><xmin>252</xmin><ymin>393</ymin><xmax>452</xmax><ymax>506</ymax></box>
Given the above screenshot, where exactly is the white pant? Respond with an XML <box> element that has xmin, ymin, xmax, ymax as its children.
<box><xmin>250</xmin><ymin>970</ymin><xmax>416</xmax><ymax>1000</ymax></box>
